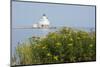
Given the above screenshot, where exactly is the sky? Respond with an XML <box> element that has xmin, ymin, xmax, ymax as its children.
<box><xmin>12</xmin><ymin>1</ymin><xmax>96</xmax><ymax>28</ymax></box>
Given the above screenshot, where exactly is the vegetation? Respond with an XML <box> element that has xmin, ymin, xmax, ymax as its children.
<box><xmin>12</xmin><ymin>27</ymin><xmax>96</xmax><ymax>65</ymax></box>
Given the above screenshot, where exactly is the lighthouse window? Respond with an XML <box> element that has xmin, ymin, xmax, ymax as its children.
<box><xmin>41</xmin><ymin>25</ymin><xmax>44</xmax><ymax>27</ymax></box>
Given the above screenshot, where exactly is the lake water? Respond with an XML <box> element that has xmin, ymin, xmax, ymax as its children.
<box><xmin>12</xmin><ymin>28</ymin><xmax>57</xmax><ymax>55</ymax></box>
<box><xmin>12</xmin><ymin>27</ymin><xmax>95</xmax><ymax>56</ymax></box>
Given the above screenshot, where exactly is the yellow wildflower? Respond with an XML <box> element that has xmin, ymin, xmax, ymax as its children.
<box><xmin>68</xmin><ymin>43</ymin><xmax>73</xmax><ymax>46</ymax></box>
<box><xmin>47</xmin><ymin>53</ymin><xmax>52</xmax><ymax>56</ymax></box>
<box><xmin>77</xmin><ymin>37</ymin><xmax>81</xmax><ymax>40</ymax></box>
<box><xmin>70</xmin><ymin>38</ymin><xmax>73</xmax><ymax>41</ymax></box>
<box><xmin>56</xmin><ymin>42</ymin><xmax>61</xmax><ymax>46</ymax></box>
<box><xmin>89</xmin><ymin>44</ymin><xmax>93</xmax><ymax>47</ymax></box>
<box><xmin>54</xmin><ymin>56</ymin><xmax>58</xmax><ymax>60</ymax></box>
<box><xmin>42</xmin><ymin>46</ymin><xmax>46</xmax><ymax>49</ymax></box>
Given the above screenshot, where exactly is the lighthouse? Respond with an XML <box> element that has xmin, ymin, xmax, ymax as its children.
<box><xmin>33</xmin><ymin>14</ymin><xmax>50</xmax><ymax>28</ymax></box>
<box><xmin>38</xmin><ymin>14</ymin><xmax>50</xmax><ymax>28</ymax></box>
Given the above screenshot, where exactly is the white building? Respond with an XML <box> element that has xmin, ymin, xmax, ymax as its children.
<box><xmin>33</xmin><ymin>14</ymin><xmax>50</xmax><ymax>28</ymax></box>
<box><xmin>32</xmin><ymin>23</ymin><xmax>38</xmax><ymax>28</ymax></box>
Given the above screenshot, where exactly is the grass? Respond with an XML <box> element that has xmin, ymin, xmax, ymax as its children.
<box><xmin>11</xmin><ymin>27</ymin><xmax>96</xmax><ymax>66</ymax></box>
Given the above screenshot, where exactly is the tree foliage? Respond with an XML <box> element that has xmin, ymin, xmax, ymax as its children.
<box><xmin>15</xmin><ymin>27</ymin><xmax>96</xmax><ymax>65</ymax></box>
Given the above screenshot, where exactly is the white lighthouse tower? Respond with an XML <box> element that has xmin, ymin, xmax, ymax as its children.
<box><xmin>33</xmin><ymin>14</ymin><xmax>50</xmax><ymax>28</ymax></box>
<box><xmin>38</xmin><ymin>14</ymin><xmax>50</xmax><ymax>28</ymax></box>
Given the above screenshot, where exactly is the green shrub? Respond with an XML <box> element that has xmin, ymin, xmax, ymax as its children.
<box><xmin>15</xmin><ymin>27</ymin><xmax>96</xmax><ymax>65</ymax></box>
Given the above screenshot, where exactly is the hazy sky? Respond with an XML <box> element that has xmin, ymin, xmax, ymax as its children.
<box><xmin>12</xmin><ymin>1</ymin><xmax>95</xmax><ymax>28</ymax></box>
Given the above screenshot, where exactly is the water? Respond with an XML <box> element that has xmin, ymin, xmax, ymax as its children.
<box><xmin>12</xmin><ymin>28</ymin><xmax>57</xmax><ymax>55</ymax></box>
<box><xmin>11</xmin><ymin>27</ymin><xmax>95</xmax><ymax>56</ymax></box>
